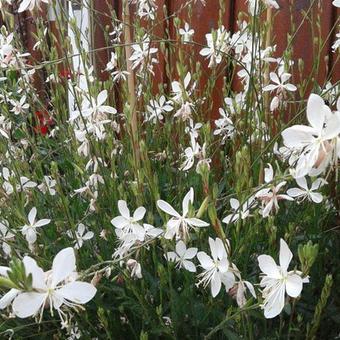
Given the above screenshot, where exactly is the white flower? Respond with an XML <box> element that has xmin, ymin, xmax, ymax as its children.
<box><xmin>67</xmin><ymin>224</ymin><xmax>94</xmax><ymax>249</ymax></box>
<box><xmin>200</xmin><ymin>26</ymin><xmax>230</xmax><ymax>68</ymax></box>
<box><xmin>172</xmin><ymin>72</ymin><xmax>193</xmax><ymax>104</ymax></box>
<box><xmin>106</xmin><ymin>52</ymin><xmax>118</xmax><ymax>71</ymax></box>
<box><xmin>129</xmin><ymin>35</ymin><xmax>158</xmax><ymax>73</ymax></box>
<box><xmin>9</xmin><ymin>96</ymin><xmax>29</xmax><ymax>115</ymax></box>
<box><xmin>21</xmin><ymin>207</ymin><xmax>51</xmax><ymax>244</ymax></box>
<box><xmin>197</xmin><ymin>237</ymin><xmax>235</xmax><ymax>297</ymax></box>
<box><xmin>179</xmin><ymin>23</ymin><xmax>194</xmax><ymax>43</ymax></box>
<box><xmin>17</xmin><ymin>176</ymin><xmax>37</xmax><ymax>192</ymax></box>
<box><xmin>263</xmin><ymin>72</ymin><xmax>297</xmax><ymax>93</ymax></box>
<box><xmin>222</xmin><ymin>197</ymin><xmax>255</xmax><ymax>224</ymax></box>
<box><xmin>281</xmin><ymin>94</ymin><xmax>340</xmax><ymax>177</ymax></box>
<box><xmin>180</xmin><ymin>134</ymin><xmax>203</xmax><ymax>171</ymax></box>
<box><xmin>146</xmin><ymin>96</ymin><xmax>173</xmax><ymax>123</ymax></box>
<box><xmin>0</xmin><ymin>220</ymin><xmax>14</xmax><ymax>256</ymax></box>
<box><xmin>18</xmin><ymin>0</ymin><xmax>49</xmax><ymax>12</ymax></box>
<box><xmin>111</xmin><ymin>200</ymin><xmax>146</xmax><ymax>239</ymax></box>
<box><xmin>126</xmin><ymin>259</ymin><xmax>142</xmax><ymax>279</ymax></box>
<box><xmin>166</xmin><ymin>240</ymin><xmax>198</xmax><ymax>272</ymax></box>
<box><xmin>38</xmin><ymin>175</ymin><xmax>56</xmax><ymax>196</ymax></box>
<box><xmin>255</xmin><ymin>164</ymin><xmax>293</xmax><ymax>217</ymax></box>
<box><xmin>157</xmin><ymin>188</ymin><xmax>209</xmax><ymax>240</ymax></box>
<box><xmin>70</xmin><ymin>90</ymin><xmax>117</xmax><ymax>121</ymax></box>
<box><xmin>12</xmin><ymin>248</ymin><xmax>97</xmax><ymax>321</ymax></box>
<box><xmin>258</xmin><ymin>239</ymin><xmax>309</xmax><ymax>319</ymax></box>
<box><xmin>214</xmin><ymin>107</ymin><xmax>234</xmax><ymax>143</ymax></box>
<box><xmin>287</xmin><ymin>177</ymin><xmax>325</xmax><ymax>203</ymax></box>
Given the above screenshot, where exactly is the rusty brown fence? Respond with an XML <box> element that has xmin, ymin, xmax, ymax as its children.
<box><xmin>1</xmin><ymin>0</ymin><xmax>339</xmax><ymax>119</ymax></box>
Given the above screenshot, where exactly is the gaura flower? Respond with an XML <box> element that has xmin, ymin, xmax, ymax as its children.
<box><xmin>157</xmin><ymin>188</ymin><xmax>209</xmax><ymax>240</ymax></box>
<box><xmin>281</xmin><ymin>94</ymin><xmax>340</xmax><ymax>178</ymax></box>
<box><xmin>222</xmin><ymin>197</ymin><xmax>256</xmax><ymax>224</ymax></box>
<box><xmin>255</xmin><ymin>164</ymin><xmax>293</xmax><ymax>217</ymax></box>
<box><xmin>197</xmin><ymin>237</ymin><xmax>235</xmax><ymax>297</ymax></box>
<box><xmin>258</xmin><ymin>239</ymin><xmax>309</xmax><ymax>319</ymax></box>
<box><xmin>263</xmin><ymin>72</ymin><xmax>297</xmax><ymax>94</ymax></box>
<box><xmin>12</xmin><ymin>248</ymin><xmax>97</xmax><ymax>322</ymax></box>
<box><xmin>21</xmin><ymin>207</ymin><xmax>50</xmax><ymax>244</ymax></box>
<box><xmin>287</xmin><ymin>177</ymin><xmax>325</xmax><ymax>204</ymax></box>
<box><xmin>111</xmin><ymin>200</ymin><xmax>146</xmax><ymax>239</ymax></box>
<box><xmin>179</xmin><ymin>22</ymin><xmax>195</xmax><ymax>43</ymax></box>
<box><xmin>166</xmin><ymin>240</ymin><xmax>198</xmax><ymax>273</ymax></box>
<box><xmin>67</xmin><ymin>223</ymin><xmax>94</xmax><ymax>249</ymax></box>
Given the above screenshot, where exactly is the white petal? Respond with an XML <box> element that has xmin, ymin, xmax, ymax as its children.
<box><xmin>281</xmin><ymin>125</ymin><xmax>315</xmax><ymax>148</ymax></box>
<box><xmin>175</xmin><ymin>240</ymin><xmax>186</xmax><ymax>257</ymax></box>
<box><xmin>258</xmin><ymin>255</ymin><xmax>280</xmax><ymax>278</ymax></box>
<box><xmin>186</xmin><ymin>217</ymin><xmax>209</xmax><ymax>227</ymax></box>
<box><xmin>211</xmin><ymin>272</ymin><xmax>222</xmax><ymax>297</ymax></box>
<box><xmin>230</xmin><ymin>198</ymin><xmax>240</xmax><ymax>210</ymax></box>
<box><xmin>57</xmin><ymin>281</ymin><xmax>97</xmax><ymax>304</ymax></box>
<box><xmin>97</xmin><ymin>90</ymin><xmax>108</xmax><ymax>106</ymax></box>
<box><xmin>18</xmin><ymin>0</ymin><xmax>31</xmax><ymax>12</ymax></box>
<box><xmin>13</xmin><ymin>292</ymin><xmax>46</xmax><ymax>318</ymax></box>
<box><xmin>310</xmin><ymin>192</ymin><xmax>323</xmax><ymax>203</ymax></box>
<box><xmin>279</xmin><ymin>239</ymin><xmax>293</xmax><ymax>273</ymax></box>
<box><xmin>182</xmin><ymin>260</ymin><xmax>196</xmax><ymax>272</ymax></box>
<box><xmin>157</xmin><ymin>200</ymin><xmax>181</xmax><ymax>218</ymax></box>
<box><xmin>286</xmin><ymin>274</ymin><xmax>303</xmax><ymax>297</ymax></box>
<box><xmin>34</xmin><ymin>219</ymin><xmax>51</xmax><ymax>227</ymax></box>
<box><xmin>264</xmin><ymin>164</ymin><xmax>274</xmax><ymax>183</ymax></box>
<box><xmin>182</xmin><ymin>188</ymin><xmax>194</xmax><ymax>217</ymax></box>
<box><xmin>0</xmin><ymin>266</ymin><xmax>9</xmax><ymax>277</ymax></box>
<box><xmin>197</xmin><ymin>251</ymin><xmax>213</xmax><ymax>269</ymax></box>
<box><xmin>221</xmin><ymin>271</ymin><xmax>235</xmax><ymax>291</ymax></box>
<box><xmin>0</xmin><ymin>289</ymin><xmax>19</xmax><ymax>309</ymax></box>
<box><xmin>28</xmin><ymin>207</ymin><xmax>37</xmax><ymax>226</ymax></box>
<box><xmin>307</xmin><ymin>94</ymin><xmax>325</xmax><ymax>132</ymax></box>
<box><xmin>244</xmin><ymin>281</ymin><xmax>256</xmax><ymax>298</ymax></box>
<box><xmin>111</xmin><ymin>216</ymin><xmax>128</xmax><ymax>229</ymax></box>
<box><xmin>184</xmin><ymin>247</ymin><xmax>198</xmax><ymax>259</ymax></box>
<box><xmin>215</xmin><ymin>238</ymin><xmax>227</xmax><ymax>260</ymax></box>
<box><xmin>296</xmin><ymin>176</ymin><xmax>308</xmax><ymax>190</ymax></box>
<box><xmin>323</xmin><ymin>112</ymin><xmax>340</xmax><ymax>140</ymax></box>
<box><xmin>52</xmin><ymin>247</ymin><xmax>76</xmax><ymax>287</ymax></box>
<box><xmin>23</xmin><ymin>257</ymin><xmax>46</xmax><ymax>290</ymax></box>
<box><xmin>287</xmin><ymin>188</ymin><xmax>305</xmax><ymax>197</ymax></box>
<box><xmin>133</xmin><ymin>206</ymin><xmax>146</xmax><ymax>221</ymax></box>
<box><xmin>269</xmin><ymin>72</ymin><xmax>280</xmax><ymax>84</ymax></box>
<box><xmin>263</xmin><ymin>284</ymin><xmax>286</xmax><ymax>319</ymax></box>
<box><xmin>118</xmin><ymin>200</ymin><xmax>130</xmax><ymax>219</ymax></box>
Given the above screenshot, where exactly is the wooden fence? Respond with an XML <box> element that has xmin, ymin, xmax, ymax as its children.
<box><xmin>1</xmin><ymin>1</ymin><xmax>339</xmax><ymax>119</ymax></box>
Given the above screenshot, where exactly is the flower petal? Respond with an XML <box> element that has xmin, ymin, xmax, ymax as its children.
<box><xmin>211</xmin><ymin>272</ymin><xmax>222</xmax><ymax>297</ymax></box>
<box><xmin>157</xmin><ymin>200</ymin><xmax>181</xmax><ymax>218</ymax></box>
<box><xmin>182</xmin><ymin>260</ymin><xmax>196</xmax><ymax>272</ymax></box>
<box><xmin>118</xmin><ymin>200</ymin><xmax>130</xmax><ymax>219</ymax></box>
<box><xmin>133</xmin><ymin>207</ymin><xmax>146</xmax><ymax>221</ymax></box>
<box><xmin>279</xmin><ymin>239</ymin><xmax>293</xmax><ymax>273</ymax></box>
<box><xmin>286</xmin><ymin>273</ymin><xmax>303</xmax><ymax>298</ymax></box>
<box><xmin>52</xmin><ymin>247</ymin><xmax>76</xmax><ymax>287</ymax></box>
<box><xmin>175</xmin><ymin>240</ymin><xmax>186</xmax><ymax>257</ymax></box>
<box><xmin>13</xmin><ymin>292</ymin><xmax>46</xmax><ymax>318</ymax></box>
<box><xmin>258</xmin><ymin>255</ymin><xmax>280</xmax><ymax>278</ymax></box>
<box><xmin>57</xmin><ymin>281</ymin><xmax>97</xmax><ymax>304</ymax></box>
<box><xmin>197</xmin><ymin>251</ymin><xmax>213</xmax><ymax>269</ymax></box>
<box><xmin>307</xmin><ymin>94</ymin><xmax>325</xmax><ymax>132</ymax></box>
